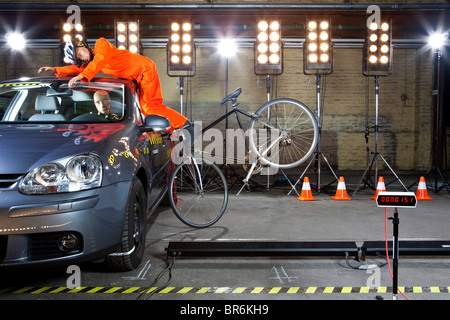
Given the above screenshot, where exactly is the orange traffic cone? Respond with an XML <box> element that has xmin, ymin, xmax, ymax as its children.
<box><xmin>332</xmin><ymin>176</ymin><xmax>351</xmax><ymax>200</ymax></box>
<box><xmin>297</xmin><ymin>177</ymin><xmax>316</xmax><ymax>201</ymax></box>
<box><xmin>371</xmin><ymin>176</ymin><xmax>386</xmax><ymax>200</ymax></box>
<box><xmin>416</xmin><ymin>176</ymin><xmax>433</xmax><ymax>200</ymax></box>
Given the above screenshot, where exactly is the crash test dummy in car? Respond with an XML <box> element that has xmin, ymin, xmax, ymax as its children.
<box><xmin>92</xmin><ymin>90</ymin><xmax>119</xmax><ymax>120</ymax></box>
<box><xmin>38</xmin><ymin>38</ymin><xmax>189</xmax><ymax>132</ymax></box>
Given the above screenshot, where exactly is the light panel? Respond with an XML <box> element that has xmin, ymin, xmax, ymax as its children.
<box><xmin>115</xmin><ymin>21</ymin><xmax>140</xmax><ymax>54</ymax></box>
<box><xmin>304</xmin><ymin>18</ymin><xmax>333</xmax><ymax>75</ymax></box>
<box><xmin>363</xmin><ymin>21</ymin><xmax>392</xmax><ymax>76</ymax></box>
<box><xmin>62</xmin><ymin>22</ymin><xmax>85</xmax><ymax>65</ymax></box>
<box><xmin>167</xmin><ymin>21</ymin><xmax>195</xmax><ymax>73</ymax></box>
<box><xmin>254</xmin><ymin>19</ymin><xmax>283</xmax><ymax>75</ymax></box>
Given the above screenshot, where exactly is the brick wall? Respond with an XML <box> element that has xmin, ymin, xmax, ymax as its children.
<box><xmin>0</xmin><ymin>44</ymin><xmax>434</xmax><ymax>171</ymax></box>
<box><xmin>156</xmin><ymin>46</ymin><xmax>434</xmax><ymax>171</ymax></box>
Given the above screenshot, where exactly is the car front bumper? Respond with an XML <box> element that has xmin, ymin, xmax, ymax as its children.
<box><xmin>0</xmin><ymin>181</ymin><xmax>131</xmax><ymax>269</ymax></box>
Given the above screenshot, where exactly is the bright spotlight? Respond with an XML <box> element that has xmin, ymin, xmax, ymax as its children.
<box><xmin>63</xmin><ymin>23</ymin><xmax>72</xmax><ymax>32</ymax></box>
<box><xmin>218</xmin><ymin>38</ymin><xmax>237</xmax><ymax>58</ymax></box>
<box><xmin>429</xmin><ymin>32</ymin><xmax>449</xmax><ymax>50</ymax></box>
<box><xmin>6</xmin><ymin>33</ymin><xmax>26</xmax><ymax>51</ymax></box>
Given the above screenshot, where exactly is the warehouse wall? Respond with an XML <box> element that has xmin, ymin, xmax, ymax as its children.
<box><xmin>0</xmin><ymin>43</ymin><xmax>435</xmax><ymax>171</ymax></box>
<box><xmin>0</xmin><ymin>0</ymin><xmax>441</xmax><ymax>171</ymax></box>
<box><xmin>156</xmin><ymin>46</ymin><xmax>434</xmax><ymax>171</ymax></box>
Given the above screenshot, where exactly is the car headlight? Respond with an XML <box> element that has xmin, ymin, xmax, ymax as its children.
<box><xmin>19</xmin><ymin>154</ymin><xmax>103</xmax><ymax>194</ymax></box>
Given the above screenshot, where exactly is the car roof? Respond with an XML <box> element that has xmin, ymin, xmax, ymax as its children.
<box><xmin>0</xmin><ymin>76</ymin><xmax>137</xmax><ymax>91</ymax></box>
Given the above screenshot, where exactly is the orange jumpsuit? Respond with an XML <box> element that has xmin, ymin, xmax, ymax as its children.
<box><xmin>54</xmin><ymin>37</ymin><xmax>187</xmax><ymax>131</ymax></box>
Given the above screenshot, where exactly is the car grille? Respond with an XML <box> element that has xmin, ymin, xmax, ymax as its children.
<box><xmin>29</xmin><ymin>232</ymin><xmax>83</xmax><ymax>261</ymax></box>
<box><xmin>0</xmin><ymin>236</ymin><xmax>7</xmax><ymax>262</ymax></box>
<box><xmin>0</xmin><ymin>174</ymin><xmax>23</xmax><ymax>190</ymax></box>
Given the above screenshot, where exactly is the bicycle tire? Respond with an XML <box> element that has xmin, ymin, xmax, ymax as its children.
<box><xmin>248</xmin><ymin>98</ymin><xmax>318</xmax><ymax>169</ymax></box>
<box><xmin>168</xmin><ymin>157</ymin><xmax>228</xmax><ymax>228</ymax></box>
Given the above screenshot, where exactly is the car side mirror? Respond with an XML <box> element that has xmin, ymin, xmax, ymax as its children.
<box><xmin>141</xmin><ymin>115</ymin><xmax>171</xmax><ymax>132</ymax></box>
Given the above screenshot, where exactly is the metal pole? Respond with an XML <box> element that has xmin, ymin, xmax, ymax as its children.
<box><xmin>374</xmin><ymin>75</ymin><xmax>379</xmax><ymax>185</ymax></box>
<box><xmin>266</xmin><ymin>75</ymin><xmax>271</xmax><ymax>190</ymax></box>
<box><xmin>225</xmin><ymin>57</ymin><xmax>229</xmax><ymax>171</ymax></box>
<box><xmin>179</xmin><ymin>76</ymin><xmax>184</xmax><ymax>116</ymax></box>
<box><xmin>316</xmin><ymin>74</ymin><xmax>322</xmax><ymax>192</ymax></box>
<box><xmin>434</xmin><ymin>50</ymin><xmax>441</xmax><ymax>191</ymax></box>
<box><xmin>390</xmin><ymin>208</ymin><xmax>399</xmax><ymax>300</ymax></box>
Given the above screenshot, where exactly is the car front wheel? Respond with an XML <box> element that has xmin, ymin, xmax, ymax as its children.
<box><xmin>105</xmin><ymin>178</ymin><xmax>147</xmax><ymax>271</ymax></box>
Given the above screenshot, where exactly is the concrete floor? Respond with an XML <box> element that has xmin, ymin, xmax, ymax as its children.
<box><xmin>0</xmin><ymin>170</ymin><xmax>449</xmax><ymax>306</ymax></box>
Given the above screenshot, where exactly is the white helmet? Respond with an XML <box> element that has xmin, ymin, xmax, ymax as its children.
<box><xmin>63</xmin><ymin>40</ymin><xmax>76</xmax><ymax>65</ymax></box>
<box><xmin>64</xmin><ymin>40</ymin><xmax>90</xmax><ymax>66</ymax></box>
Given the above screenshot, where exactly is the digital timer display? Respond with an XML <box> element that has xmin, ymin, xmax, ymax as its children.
<box><xmin>376</xmin><ymin>192</ymin><xmax>417</xmax><ymax>208</ymax></box>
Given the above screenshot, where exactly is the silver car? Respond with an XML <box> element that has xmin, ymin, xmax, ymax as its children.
<box><xmin>0</xmin><ymin>76</ymin><xmax>173</xmax><ymax>271</ymax></box>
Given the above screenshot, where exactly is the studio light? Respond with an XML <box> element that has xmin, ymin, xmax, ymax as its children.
<box><xmin>363</xmin><ymin>20</ymin><xmax>392</xmax><ymax>76</ymax></box>
<box><xmin>62</xmin><ymin>22</ymin><xmax>84</xmax><ymax>44</ymax></box>
<box><xmin>356</xmin><ymin>20</ymin><xmax>405</xmax><ymax>196</ymax></box>
<box><xmin>60</xmin><ymin>21</ymin><xmax>84</xmax><ymax>65</ymax></box>
<box><xmin>218</xmin><ymin>37</ymin><xmax>237</xmax><ymax>58</ymax></box>
<box><xmin>115</xmin><ymin>21</ymin><xmax>140</xmax><ymax>54</ymax></box>
<box><xmin>303</xmin><ymin>18</ymin><xmax>333</xmax><ymax>75</ymax></box>
<box><xmin>254</xmin><ymin>19</ymin><xmax>283</xmax><ymax>75</ymax></box>
<box><xmin>61</xmin><ymin>21</ymin><xmax>85</xmax><ymax>65</ymax></box>
<box><xmin>429</xmin><ymin>32</ymin><xmax>449</xmax><ymax>50</ymax></box>
<box><xmin>167</xmin><ymin>21</ymin><xmax>196</xmax><ymax>74</ymax></box>
<box><xmin>425</xmin><ymin>30</ymin><xmax>450</xmax><ymax>193</ymax></box>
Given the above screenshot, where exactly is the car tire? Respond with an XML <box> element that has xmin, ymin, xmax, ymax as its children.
<box><xmin>105</xmin><ymin>178</ymin><xmax>147</xmax><ymax>271</ymax></box>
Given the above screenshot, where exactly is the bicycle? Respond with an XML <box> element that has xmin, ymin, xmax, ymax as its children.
<box><xmin>168</xmin><ymin>87</ymin><xmax>319</xmax><ymax>228</ymax></box>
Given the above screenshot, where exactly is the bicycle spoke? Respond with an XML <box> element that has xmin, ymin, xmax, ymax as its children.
<box><xmin>170</xmin><ymin>159</ymin><xmax>228</xmax><ymax>228</ymax></box>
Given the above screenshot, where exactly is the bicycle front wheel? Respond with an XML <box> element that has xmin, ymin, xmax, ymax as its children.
<box><xmin>168</xmin><ymin>158</ymin><xmax>228</xmax><ymax>228</ymax></box>
<box><xmin>248</xmin><ymin>98</ymin><xmax>318</xmax><ymax>169</ymax></box>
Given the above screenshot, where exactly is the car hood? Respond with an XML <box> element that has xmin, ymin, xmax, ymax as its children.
<box><xmin>0</xmin><ymin>123</ymin><xmax>125</xmax><ymax>174</ymax></box>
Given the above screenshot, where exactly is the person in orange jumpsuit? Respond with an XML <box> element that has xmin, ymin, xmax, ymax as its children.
<box><xmin>38</xmin><ymin>37</ymin><xmax>188</xmax><ymax>131</ymax></box>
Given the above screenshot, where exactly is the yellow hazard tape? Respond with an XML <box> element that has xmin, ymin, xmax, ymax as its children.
<box><xmin>0</xmin><ymin>82</ymin><xmax>40</xmax><ymax>87</ymax></box>
<box><xmin>1</xmin><ymin>286</ymin><xmax>449</xmax><ymax>295</ymax></box>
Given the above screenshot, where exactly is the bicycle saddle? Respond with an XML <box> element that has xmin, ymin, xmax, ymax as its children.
<box><xmin>220</xmin><ymin>87</ymin><xmax>242</xmax><ymax>105</ymax></box>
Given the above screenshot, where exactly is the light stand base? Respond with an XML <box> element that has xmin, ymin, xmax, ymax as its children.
<box><xmin>424</xmin><ymin>166</ymin><xmax>450</xmax><ymax>194</ymax></box>
<box><xmin>353</xmin><ymin>152</ymin><xmax>408</xmax><ymax>197</ymax></box>
<box><xmin>288</xmin><ymin>151</ymin><xmax>339</xmax><ymax>196</ymax></box>
<box><xmin>288</xmin><ymin>74</ymin><xmax>338</xmax><ymax>195</ymax></box>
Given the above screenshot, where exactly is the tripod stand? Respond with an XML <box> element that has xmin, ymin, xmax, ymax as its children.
<box><xmin>423</xmin><ymin>49</ymin><xmax>450</xmax><ymax>194</ymax></box>
<box><xmin>289</xmin><ymin>74</ymin><xmax>338</xmax><ymax>196</ymax></box>
<box><xmin>353</xmin><ymin>76</ymin><xmax>408</xmax><ymax>196</ymax></box>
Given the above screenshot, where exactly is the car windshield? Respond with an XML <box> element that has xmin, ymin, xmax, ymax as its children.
<box><xmin>0</xmin><ymin>80</ymin><xmax>125</xmax><ymax>123</ymax></box>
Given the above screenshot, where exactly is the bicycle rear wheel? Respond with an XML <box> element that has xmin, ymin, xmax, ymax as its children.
<box><xmin>248</xmin><ymin>98</ymin><xmax>318</xmax><ymax>169</ymax></box>
<box><xmin>168</xmin><ymin>157</ymin><xmax>228</xmax><ymax>228</ymax></box>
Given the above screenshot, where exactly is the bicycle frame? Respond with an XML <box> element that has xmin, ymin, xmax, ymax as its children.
<box><xmin>193</xmin><ymin>97</ymin><xmax>282</xmax><ymax>195</ymax></box>
<box><xmin>201</xmin><ymin>98</ymin><xmax>252</xmax><ymax>151</ymax></box>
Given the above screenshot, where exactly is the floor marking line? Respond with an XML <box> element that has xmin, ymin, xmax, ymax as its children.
<box><xmin>2</xmin><ymin>286</ymin><xmax>450</xmax><ymax>294</ymax></box>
